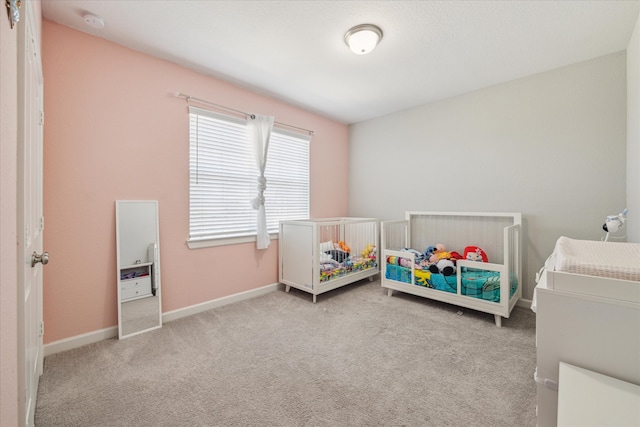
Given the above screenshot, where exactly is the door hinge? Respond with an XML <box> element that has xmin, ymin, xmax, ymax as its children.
<box><xmin>40</xmin><ymin>216</ymin><xmax>45</xmax><ymax>231</ymax></box>
<box><xmin>39</xmin><ymin>110</ymin><xmax>44</xmax><ymax>126</ymax></box>
<box><xmin>39</xmin><ymin>321</ymin><xmax>44</xmax><ymax>338</ymax></box>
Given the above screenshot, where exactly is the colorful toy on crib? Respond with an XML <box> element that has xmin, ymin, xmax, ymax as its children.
<box><xmin>428</xmin><ymin>259</ymin><xmax>456</xmax><ymax>276</ymax></box>
<box><xmin>428</xmin><ymin>243</ymin><xmax>463</xmax><ymax>263</ymax></box>
<box><xmin>425</xmin><ymin>245</ymin><xmax>437</xmax><ymax>259</ymax></box>
<box><xmin>362</xmin><ymin>244</ymin><xmax>377</xmax><ymax>259</ymax></box>
<box><xmin>387</xmin><ymin>255</ymin><xmax>422</xmax><ymax>269</ymax></box>
<box><xmin>426</xmin><ymin>243</ymin><xmax>463</xmax><ymax>276</ymax></box>
<box><xmin>463</xmin><ymin>246</ymin><xmax>488</xmax><ymax>262</ymax></box>
<box><xmin>337</xmin><ymin>240</ymin><xmax>350</xmax><ymax>253</ymax></box>
<box><xmin>427</xmin><ymin>244</ymin><xmax>446</xmax><ymax>262</ymax></box>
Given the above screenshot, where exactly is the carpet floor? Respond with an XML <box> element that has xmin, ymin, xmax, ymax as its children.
<box><xmin>35</xmin><ymin>279</ymin><xmax>537</xmax><ymax>426</ymax></box>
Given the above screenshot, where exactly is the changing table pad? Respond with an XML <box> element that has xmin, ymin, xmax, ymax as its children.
<box><xmin>554</xmin><ymin>237</ymin><xmax>640</xmax><ymax>282</ymax></box>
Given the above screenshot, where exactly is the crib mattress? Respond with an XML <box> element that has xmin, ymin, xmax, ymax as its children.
<box><xmin>554</xmin><ymin>237</ymin><xmax>640</xmax><ymax>282</ymax></box>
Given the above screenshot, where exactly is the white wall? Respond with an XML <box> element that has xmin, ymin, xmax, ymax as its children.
<box><xmin>627</xmin><ymin>15</ymin><xmax>639</xmax><ymax>243</ymax></box>
<box><xmin>348</xmin><ymin>53</ymin><xmax>627</xmax><ymax>301</ymax></box>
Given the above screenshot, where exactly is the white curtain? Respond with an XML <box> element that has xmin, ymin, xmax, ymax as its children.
<box><xmin>249</xmin><ymin>114</ymin><xmax>275</xmax><ymax>249</ymax></box>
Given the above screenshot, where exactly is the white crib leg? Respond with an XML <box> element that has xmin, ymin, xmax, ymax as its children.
<box><xmin>313</xmin><ymin>294</ymin><xmax>317</xmax><ymax>303</ymax></box>
<box><xmin>387</xmin><ymin>288</ymin><xmax>393</xmax><ymax>297</ymax></box>
<box><xmin>285</xmin><ymin>285</ymin><xmax>290</xmax><ymax>293</ymax></box>
<box><xmin>494</xmin><ymin>314</ymin><xmax>502</xmax><ymax>328</ymax></box>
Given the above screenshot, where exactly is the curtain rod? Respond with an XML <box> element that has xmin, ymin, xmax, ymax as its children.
<box><xmin>174</xmin><ymin>92</ymin><xmax>314</xmax><ymax>135</ymax></box>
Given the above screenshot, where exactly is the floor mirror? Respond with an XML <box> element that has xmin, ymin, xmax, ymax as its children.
<box><xmin>115</xmin><ymin>200</ymin><xmax>162</xmax><ymax>339</ymax></box>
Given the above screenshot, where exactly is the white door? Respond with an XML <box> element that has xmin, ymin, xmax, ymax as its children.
<box><xmin>17</xmin><ymin>2</ymin><xmax>45</xmax><ymax>426</ymax></box>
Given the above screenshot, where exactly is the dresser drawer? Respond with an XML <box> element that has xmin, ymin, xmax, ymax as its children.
<box><xmin>120</xmin><ymin>276</ymin><xmax>152</xmax><ymax>301</ymax></box>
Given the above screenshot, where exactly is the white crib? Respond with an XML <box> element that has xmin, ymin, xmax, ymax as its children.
<box><xmin>381</xmin><ymin>211</ymin><xmax>522</xmax><ymax>327</ymax></box>
<box><xmin>279</xmin><ymin>217</ymin><xmax>379</xmax><ymax>302</ymax></box>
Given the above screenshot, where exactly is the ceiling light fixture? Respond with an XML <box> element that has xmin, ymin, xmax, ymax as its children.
<box><xmin>82</xmin><ymin>13</ymin><xmax>105</xmax><ymax>29</ymax></box>
<box><xmin>344</xmin><ymin>24</ymin><xmax>383</xmax><ymax>55</ymax></box>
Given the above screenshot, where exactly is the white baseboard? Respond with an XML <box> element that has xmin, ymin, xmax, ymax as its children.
<box><xmin>44</xmin><ymin>326</ymin><xmax>118</xmax><ymax>357</ymax></box>
<box><xmin>162</xmin><ymin>282</ymin><xmax>282</xmax><ymax>323</ymax></box>
<box><xmin>44</xmin><ymin>282</ymin><xmax>282</xmax><ymax>357</ymax></box>
<box><xmin>516</xmin><ymin>297</ymin><xmax>533</xmax><ymax>310</ymax></box>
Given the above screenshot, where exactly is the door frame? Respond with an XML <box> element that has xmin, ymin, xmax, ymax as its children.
<box><xmin>16</xmin><ymin>1</ymin><xmax>45</xmax><ymax>425</ymax></box>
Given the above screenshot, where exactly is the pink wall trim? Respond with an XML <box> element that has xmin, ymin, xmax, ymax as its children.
<box><xmin>42</xmin><ymin>20</ymin><xmax>349</xmax><ymax>343</ymax></box>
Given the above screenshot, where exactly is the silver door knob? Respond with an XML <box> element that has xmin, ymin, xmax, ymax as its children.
<box><xmin>31</xmin><ymin>251</ymin><xmax>49</xmax><ymax>267</ymax></box>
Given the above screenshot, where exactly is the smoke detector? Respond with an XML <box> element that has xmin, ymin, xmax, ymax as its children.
<box><xmin>83</xmin><ymin>13</ymin><xmax>105</xmax><ymax>29</ymax></box>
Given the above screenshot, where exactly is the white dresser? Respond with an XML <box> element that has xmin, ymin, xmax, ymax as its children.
<box><xmin>533</xmin><ymin>251</ymin><xmax>640</xmax><ymax>427</ymax></box>
<box><xmin>557</xmin><ymin>362</ymin><xmax>640</xmax><ymax>426</ymax></box>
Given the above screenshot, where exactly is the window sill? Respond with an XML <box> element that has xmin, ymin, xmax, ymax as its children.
<box><xmin>187</xmin><ymin>233</ymin><xmax>279</xmax><ymax>249</ymax></box>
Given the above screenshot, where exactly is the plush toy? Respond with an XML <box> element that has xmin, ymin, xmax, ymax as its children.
<box><xmin>425</xmin><ymin>243</ymin><xmax>461</xmax><ymax>276</ymax></box>
<box><xmin>337</xmin><ymin>240</ymin><xmax>350</xmax><ymax>253</ymax></box>
<box><xmin>428</xmin><ymin>259</ymin><xmax>456</xmax><ymax>276</ymax></box>
<box><xmin>429</xmin><ymin>243</ymin><xmax>452</xmax><ymax>263</ymax></box>
<box><xmin>424</xmin><ymin>245</ymin><xmax>437</xmax><ymax>259</ymax></box>
<box><xmin>362</xmin><ymin>244</ymin><xmax>377</xmax><ymax>259</ymax></box>
<box><xmin>463</xmin><ymin>246</ymin><xmax>488</xmax><ymax>263</ymax></box>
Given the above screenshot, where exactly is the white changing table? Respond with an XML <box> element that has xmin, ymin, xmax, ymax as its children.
<box><xmin>533</xmin><ymin>238</ymin><xmax>640</xmax><ymax>427</ymax></box>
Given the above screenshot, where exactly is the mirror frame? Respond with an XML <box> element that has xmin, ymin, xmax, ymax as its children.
<box><xmin>115</xmin><ymin>200</ymin><xmax>162</xmax><ymax>339</ymax></box>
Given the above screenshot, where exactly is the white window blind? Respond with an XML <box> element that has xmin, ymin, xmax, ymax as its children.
<box><xmin>189</xmin><ymin>106</ymin><xmax>310</xmax><ymax>242</ymax></box>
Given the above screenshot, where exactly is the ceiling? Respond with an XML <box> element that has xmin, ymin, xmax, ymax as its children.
<box><xmin>42</xmin><ymin>1</ymin><xmax>639</xmax><ymax>124</ymax></box>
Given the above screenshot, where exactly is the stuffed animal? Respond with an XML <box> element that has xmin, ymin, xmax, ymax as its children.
<box><xmin>429</xmin><ymin>243</ymin><xmax>453</xmax><ymax>263</ymax></box>
<box><xmin>337</xmin><ymin>240</ymin><xmax>350</xmax><ymax>253</ymax></box>
<box><xmin>362</xmin><ymin>244</ymin><xmax>377</xmax><ymax>259</ymax></box>
<box><xmin>463</xmin><ymin>246</ymin><xmax>488</xmax><ymax>263</ymax></box>
<box><xmin>428</xmin><ymin>259</ymin><xmax>456</xmax><ymax>276</ymax></box>
<box><xmin>424</xmin><ymin>245</ymin><xmax>437</xmax><ymax>259</ymax></box>
<box><xmin>426</xmin><ymin>243</ymin><xmax>461</xmax><ymax>276</ymax></box>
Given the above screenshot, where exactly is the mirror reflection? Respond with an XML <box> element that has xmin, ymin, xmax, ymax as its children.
<box><xmin>121</xmin><ymin>294</ymin><xmax>161</xmax><ymax>336</ymax></box>
<box><xmin>115</xmin><ymin>200</ymin><xmax>162</xmax><ymax>339</ymax></box>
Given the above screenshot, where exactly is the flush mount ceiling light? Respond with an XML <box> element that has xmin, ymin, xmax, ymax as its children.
<box><xmin>82</xmin><ymin>13</ymin><xmax>105</xmax><ymax>29</ymax></box>
<box><xmin>344</xmin><ymin>24</ymin><xmax>383</xmax><ymax>55</ymax></box>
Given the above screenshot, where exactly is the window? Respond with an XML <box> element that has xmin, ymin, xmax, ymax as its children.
<box><xmin>188</xmin><ymin>106</ymin><xmax>310</xmax><ymax>245</ymax></box>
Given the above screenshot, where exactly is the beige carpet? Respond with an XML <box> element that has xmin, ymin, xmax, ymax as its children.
<box><xmin>35</xmin><ymin>279</ymin><xmax>537</xmax><ymax>426</ymax></box>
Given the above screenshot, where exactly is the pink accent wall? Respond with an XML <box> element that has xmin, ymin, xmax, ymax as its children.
<box><xmin>42</xmin><ymin>20</ymin><xmax>349</xmax><ymax>343</ymax></box>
